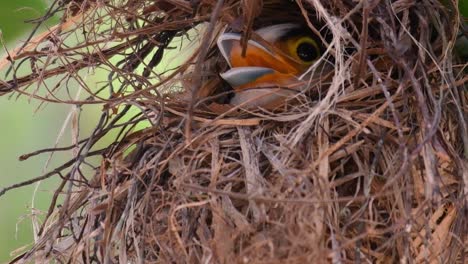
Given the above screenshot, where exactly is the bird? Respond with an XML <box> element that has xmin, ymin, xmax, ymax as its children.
<box><xmin>217</xmin><ymin>23</ymin><xmax>325</xmax><ymax>108</ymax></box>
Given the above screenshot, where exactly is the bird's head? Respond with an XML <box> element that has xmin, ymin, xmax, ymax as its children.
<box><xmin>217</xmin><ymin>23</ymin><xmax>325</xmax><ymax>107</ymax></box>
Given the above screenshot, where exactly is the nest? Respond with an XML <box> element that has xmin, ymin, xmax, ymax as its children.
<box><xmin>1</xmin><ymin>0</ymin><xmax>467</xmax><ymax>263</ymax></box>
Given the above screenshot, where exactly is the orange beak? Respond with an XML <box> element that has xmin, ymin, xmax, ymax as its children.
<box><xmin>217</xmin><ymin>32</ymin><xmax>302</xmax><ymax>90</ymax></box>
<box><xmin>217</xmin><ymin>24</ymin><xmax>313</xmax><ymax>108</ymax></box>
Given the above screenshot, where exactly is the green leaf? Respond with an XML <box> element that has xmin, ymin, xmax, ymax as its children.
<box><xmin>460</xmin><ymin>0</ymin><xmax>468</xmax><ymax>19</ymax></box>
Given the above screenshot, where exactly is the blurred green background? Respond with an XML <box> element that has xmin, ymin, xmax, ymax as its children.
<box><xmin>0</xmin><ymin>0</ymin><xmax>96</xmax><ymax>262</ymax></box>
<box><xmin>0</xmin><ymin>0</ymin><xmax>65</xmax><ymax>262</ymax></box>
<box><xmin>0</xmin><ymin>1</ymin><xmax>153</xmax><ymax>261</ymax></box>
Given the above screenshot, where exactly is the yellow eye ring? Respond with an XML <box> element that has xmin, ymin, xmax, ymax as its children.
<box><xmin>289</xmin><ymin>36</ymin><xmax>320</xmax><ymax>64</ymax></box>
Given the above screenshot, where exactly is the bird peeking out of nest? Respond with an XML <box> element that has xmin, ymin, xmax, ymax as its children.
<box><xmin>215</xmin><ymin>23</ymin><xmax>328</xmax><ymax>109</ymax></box>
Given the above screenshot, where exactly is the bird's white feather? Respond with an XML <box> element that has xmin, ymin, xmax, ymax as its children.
<box><xmin>255</xmin><ymin>23</ymin><xmax>299</xmax><ymax>42</ymax></box>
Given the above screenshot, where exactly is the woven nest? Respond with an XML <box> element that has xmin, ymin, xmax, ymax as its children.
<box><xmin>1</xmin><ymin>0</ymin><xmax>467</xmax><ymax>263</ymax></box>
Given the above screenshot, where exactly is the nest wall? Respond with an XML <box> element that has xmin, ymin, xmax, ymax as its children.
<box><xmin>0</xmin><ymin>0</ymin><xmax>467</xmax><ymax>263</ymax></box>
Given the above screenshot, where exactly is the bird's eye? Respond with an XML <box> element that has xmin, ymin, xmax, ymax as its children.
<box><xmin>294</xmin><ymin>37</ymin><xmax>320</xmax><ymax>63</ymax></box>
<box><xmin>296</xmin><ymin>42</ymin><xmax>317</xmax><ymax>62</ymax></box>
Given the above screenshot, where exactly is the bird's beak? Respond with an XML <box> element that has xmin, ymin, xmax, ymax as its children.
<box><xmin>217</xmin><ymin>33</ymin><xmax>299</xmax><ymax>89</ymax></box>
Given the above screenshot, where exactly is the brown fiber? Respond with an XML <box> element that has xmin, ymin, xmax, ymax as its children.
<box><xmin>1</xmin><ymin>0</ymin><xmax>467</xmax><ymax>263</ymax></box>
